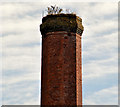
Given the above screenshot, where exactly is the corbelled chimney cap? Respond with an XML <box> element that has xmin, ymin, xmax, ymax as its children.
<box><xmin>40</xmin><ymin>14</ymin><xmax>84</xmax><ymax>36</ymax></box>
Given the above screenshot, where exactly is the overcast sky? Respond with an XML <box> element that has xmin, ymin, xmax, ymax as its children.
<box><xmin>0</xmin><ymin>1</ymin><xmax>118</xmax><ymax>105</ymax></box>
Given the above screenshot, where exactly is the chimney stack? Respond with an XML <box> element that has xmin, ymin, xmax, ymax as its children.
<box><xmin>40</xmin><ymin>14</ymin><xmax>84</xmax><ymax>106</ymax></box>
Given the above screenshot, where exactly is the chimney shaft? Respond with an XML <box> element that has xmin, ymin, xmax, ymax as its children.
<box><xmin>40</xmin><ymin>14</ymin><xmax>84</xmax><ymax>106</ymax></box>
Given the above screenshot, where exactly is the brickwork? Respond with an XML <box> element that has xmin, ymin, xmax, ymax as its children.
<box><xmin>41</xmin><ymin>31</ymin><xmax>82</xmax><ymax>106</ymax></box>
<box><xmin>40</xmin><ymin>14</ymin><xmax>83</xmax><ymax>106</ymax></box>
<box><xmin>76</xmin><ymin>34</ymin><xmax>82</xmax><ymax>106</ymax></box>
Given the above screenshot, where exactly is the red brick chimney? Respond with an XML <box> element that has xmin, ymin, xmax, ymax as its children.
<box><xmin>40</xmin><ymin>14</ymin><xmax>84</xmax><ymax>106</ymax></box>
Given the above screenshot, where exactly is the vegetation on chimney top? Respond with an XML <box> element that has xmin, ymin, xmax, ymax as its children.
<box><xmin>40</xmin><ymin>6</ymin><xmax>84</xmax><ymax>36</ymax></box>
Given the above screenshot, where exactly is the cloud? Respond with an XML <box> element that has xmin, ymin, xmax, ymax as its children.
<box><xmin>1</xmin><ymin>16</ymin><xmax>42</xmax><ymax>35</ymax></box>
<box><xmin>2</xmin><ymin>47</ymin><xmax>40</xmax><ymax>73</ymax></box>
<box><xmin>83</xmin><ymin>61</ymin><xmax>118</xmax><ymax>79</ymax></box>
<box><xmin>0</xmin><ymin>3</ymin><xmax>43</xmax><ymax>19</ymax></box>
<box><xmin>1</xmin><ymin>3</ymin><xmax>41</xmax><ymax>105</ymax></box>
<box><xmin>83</xmin><ymin>31</ymin><xmax>118</xmax><ymax>56</ymax></box>
<box><xmin>3</xmin><ymin>72</ymin><xmax>40</xmax><ymax>84</ymax></box>
<box><xmin>84</xmin><ymin>86</ymin><xmax>118</xmax><ymax>105</ymax></box>
<box><xmin>2</xmin><ymin>33</ymin><xmax>41</xmax><ymax>47</ymax></box>
<box><xmin>3</xmin><ymin>79</ymin><xmax>40</xmax><ymax>105</ymax></box>
<box><xmin>0</xmin><ymin>0</ymin><xmax>119</xmax><ymax>2</ymax></box>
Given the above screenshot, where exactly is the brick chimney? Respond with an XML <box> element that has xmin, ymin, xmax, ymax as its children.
<box><xmin>40</xmin><ymin>14</ymin><xmax>84</xmax><ymax>106</ymax></box>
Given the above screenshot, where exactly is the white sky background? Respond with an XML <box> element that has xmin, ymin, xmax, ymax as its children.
<box><xmin>0</xmin><ymin>1</ymin><xmax>118</xmax><ymax>105</ymax></box>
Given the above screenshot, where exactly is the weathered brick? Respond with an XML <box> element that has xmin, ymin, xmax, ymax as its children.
<box><xmin>40</xmin><ymin>14</ymin><xmax>84</xmax><ymax>106</ymax></box>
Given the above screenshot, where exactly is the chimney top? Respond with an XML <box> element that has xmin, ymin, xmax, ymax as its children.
<box><xmin>40</xmin><ymin>14</ymin><xmax>84</xmax><ymax>36</ymax></box>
